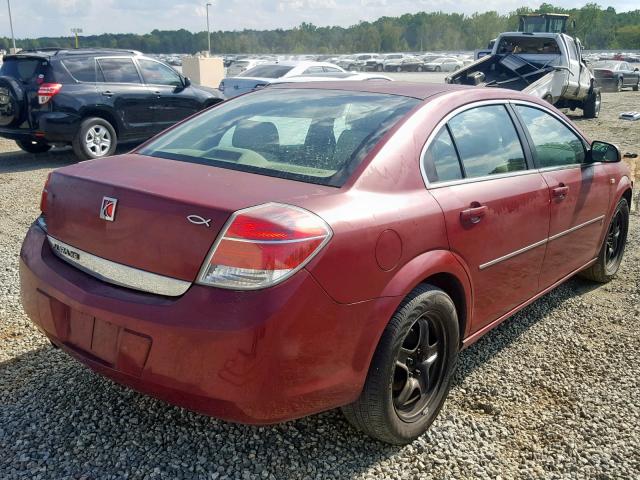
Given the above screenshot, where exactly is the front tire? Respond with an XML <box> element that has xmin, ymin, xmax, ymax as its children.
<box><xmin>579</xmin><ymin>198</ymin><xmax>629</xmax><ymax>283</ymax></box>
<box><xmin>16</xmin><ymin>139</ymin><xmax>51</xmax><ymax>154</ymax></box>
<box><xmin>72</xmin><ymin>117</ymin><xmax>117</xmax><ymax>160</ymax></box>
<box><xmin>342</xmin><ymin>285</ymin><xmax>459</xmax><ymax>444</ymax></box>
<box><xmin>583</xmin><ymin>88</ymin><xmax>601</xmax><ymax>119</ymax></box>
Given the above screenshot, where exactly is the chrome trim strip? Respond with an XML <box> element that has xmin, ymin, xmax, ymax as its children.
<box><xmin>224</xmin><ymin>234</ymin><xmax>328</xmax><ymax>245</ymax></box>
<box><xmin>548</xmin><ymin>215</ymin><xmax>605</xmax><ymax>242</ymax></box>
<box><xmin>479</xmin><ymin>215</ymin><xmax>606</xmax><ymax>270</ymax></box>
<box><xmin>47</xmin><ymin>235</ymin><xmax>191</xmax><ymax>297</ymax></box>
<box><xmin>479</xmin><ymin>238</ymin><xmax>548</xmax><ymax>270</ymax></box>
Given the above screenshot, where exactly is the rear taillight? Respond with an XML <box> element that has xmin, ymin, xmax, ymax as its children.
<box><xmin>40</xmin><ymin>173</ymin><xmax>52</xmax><ymax>214</ymax></box>
<box><xmin>37</xmin><ymin>83</ymin><xmax>62</xmax><ymax>105</ymax></box>
<box><xmin>218</xmin><ymin>81</ymin><xmax>225</xmax><ymax>93</ymax></box>
<box><xmin>197</xmin><ymin>203</ymin><xmax>332</xmax><ymax>290</ymax></box>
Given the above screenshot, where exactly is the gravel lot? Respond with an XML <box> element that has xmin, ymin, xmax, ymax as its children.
<box><xmin>1</xmin><ymin>90</ymin><xmax>639</xmax><ymax>479</ymax></box>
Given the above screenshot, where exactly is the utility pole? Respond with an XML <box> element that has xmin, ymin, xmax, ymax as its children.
<box><xmin>71</xmin><ymin>28</ymin><xmax>83</xmax><ymax>48</ymax></box>
<box><xmin>7</xmin><ymin>0</ymin><xmax>16</xmax><ymax>52</ymax></box>
<box><xmin>206</xmin><ymin>2</ymin><xmax>212</xmax><ymax>56</ymax></box>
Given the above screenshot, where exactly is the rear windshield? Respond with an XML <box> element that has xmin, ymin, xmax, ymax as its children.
<box><xmin>592</xmin><ymin>61</ymin><xmax>619</xmax><ymax>69</ymax></box>
<box><xmin>138</xmin><ymin>89</ymin><xmax>418</xmax><ymax>187</ymax></box>
<box><xmin>240</xmin><ymin>65</ymin><xmax>294</xmax><ymax>78</ymax></box>
<box><xmin>0</xmin><ymin>57</ymin><xmax>54</xmax><ymax>83</ymax></box>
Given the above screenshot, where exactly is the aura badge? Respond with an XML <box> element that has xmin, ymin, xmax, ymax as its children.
<box><xmin>100</xmin><ymin>197</ymin><xmax>118</xmax><ymax>222</ymax></box>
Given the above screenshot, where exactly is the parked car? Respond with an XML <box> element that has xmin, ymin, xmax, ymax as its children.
<box><xmin>447</xmin><ymin>27</ymin><xmax>600</xmax><ymax>118</ymax></box>
<box><xmin>379</xmin><ymin>54</ymin><xmax>406</xmax><ymax>71</ymax></box>
<box><xmin>592</xmin><ymin>60</ymin><xmax>640</xmax><ymax>92</ymax></box>
<box><xmin>20</xmin><ymin>82</ymin><xmax>631</xmax><ymax>445</ymax></box>
<box><xmin>0</xmin><ymin>48</ymin><xmax>223</xmax><ymax>159</ymax></box>
<box><xmin>423</xmin><ymin>57</ymin><xmax>464</xmax><ymax>72</ymax></box>
<box><xmin>382</xmin><ymin>55</ymin><xmax>425</xmax><ymax>72</ymax></box>
<box><xmin>219</xmin><ymin>61</ymin><xmax>345</xmax><ymax>98</ymax></box>
<box><xmin>226</xmin><ymin>58</ymin><xmax>264</xmax><ymax>76</ymax></box>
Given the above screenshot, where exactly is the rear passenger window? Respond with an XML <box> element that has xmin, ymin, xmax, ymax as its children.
<box><xmin>63</xmin><ymin>58</ymin><xmax>96</xmax><ymax>82</ymax></box>
<box><xmin>97</xmin><ymin>58</ymin><xmax>141</xmax><ymax>84</ymax></box>
<box><xmin>515</xmin><ymin>105</ymin><xmax>585</xmax><ymax>167</ymax></box>
<box><xmin>448</xmin><ymin>105</ymin><xmax>526</xmax><ymax>178</ymax></box>
<box><xmin>423</xmin><ymin>127</ymin><xmax>463</xmax><ymax>182</ymax></box>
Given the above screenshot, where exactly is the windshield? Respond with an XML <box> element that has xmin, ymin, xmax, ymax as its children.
<box><xmin>240</xmin><ymin>65</ymin><xmax>294</xmax><ymax>78</ymax></box>
<box><xmin>138</xmin><ymin>89</ymin><xmax>419</xmax><ymax>187</ymax></box>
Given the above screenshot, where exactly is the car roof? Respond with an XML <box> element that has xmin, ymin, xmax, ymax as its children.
<box><xmin>267</xmin><ymin>81</ymin><xmax>553</xmax><ymax>105</ymax></box>
<box><xmin>5</xmin><ymin>48</ymin><xmax>141</xmax><ymax>59</ymax></box>
<box><xmin>269</xmin><ymin>81</ymin><xmax>474</xmax><ymax>99</ymax></box>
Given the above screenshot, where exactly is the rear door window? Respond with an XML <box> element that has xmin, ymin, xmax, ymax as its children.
<box><xmin>63</xmin><ymin>57</ymin><xmax>96</xmax><ymax>82</ymax></box>
<box><xmin>447</xmin><ymin>105</ymin><xmax>526</xmax><ymax>178</ymax></box>
<box><xmin>97</xmin><ymin>58</ymin><xmax>141</xmax><ymax>84</ymax></box>
<box><xmin>422</xmin><ymin>127</ymin><xmax>463</xmax><ymax>183</ymax></box>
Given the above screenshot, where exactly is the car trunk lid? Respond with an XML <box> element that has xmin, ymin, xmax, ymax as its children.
<box><xmin>44</xmin><ymin>153</ymin><xmax>336</xmax><ymax>282</ymax></box>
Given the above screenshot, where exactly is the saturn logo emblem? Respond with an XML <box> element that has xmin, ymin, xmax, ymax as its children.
<box><xmin>187</xmin><ymin>215</ymin><xmax>211</xmax><ymax>227</ymax></box>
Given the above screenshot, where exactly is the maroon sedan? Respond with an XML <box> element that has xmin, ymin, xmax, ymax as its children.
<box><xmin>20</xmin><ymin>82</ymin><xmax>631</xmax><ymax>444</ymax></box>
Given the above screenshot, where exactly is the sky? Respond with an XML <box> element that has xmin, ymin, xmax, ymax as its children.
<box><xmin>2</xmin><ymin>0</ymin><xmax>638</xmax><ymax>39</ymax></box>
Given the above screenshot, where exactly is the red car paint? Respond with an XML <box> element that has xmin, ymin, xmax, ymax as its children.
<box><xmin>20</xmin><ymin>82</ymin><xmax>632</xmax><ymax>423</ymax></box>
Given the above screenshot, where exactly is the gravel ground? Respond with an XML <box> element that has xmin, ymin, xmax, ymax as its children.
<box><xmin>1</xmin><ymin>91</ymin><xmax>639</xmax><ymax>479</ymax></box>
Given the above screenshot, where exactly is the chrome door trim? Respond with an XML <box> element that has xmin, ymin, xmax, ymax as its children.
<box><xmin>479</xmin><ymin>215</ymin><xmax>606</xmax><ymax>270</ymax></box>
<box><xmin>479</xmin><ymin>238</ymin><xmax>548</xmax><ymax>270</ymax></box>
<box><xmin>548</xmin><ymin>215</ymin><xmax>605</xmax><ymax>242</ymax></box>
<box><xmin>47</xmin><ymin>235</ymin><xmax>191</xmax><ymax>297</ymax></box>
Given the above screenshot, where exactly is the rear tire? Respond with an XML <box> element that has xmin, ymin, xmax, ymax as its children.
<box><xmin>341</xmin><ymin>285</ymin><xmax>459</xmax><ymax>444</ymax></box>
<box><xmin>583</xmin><ymin>88</ymin><xmax>601</xmax><ymax>119</ymax></box>
<box><xmin>72</xmin><ymin>117</ymin><xmax>117</xmax><ymax>160</ymax></box>
<box><xmin>16</xmin><ymin>139</ymin><xmax>52</xmax><ymax>154</ymax></box>
<box><xmin>417</xmin><ymin>66</ymin><xmax>424</xmax><ymax>72</ymax></box>
<box><xmin>579</xmin><ymin>198</ymin><xmax>629</xmax><ymax>283</ymax></box>
<box><xmin>435</xmin><ymin>66</ymin><xmax>442</xmax><ymax>72</ymax></box>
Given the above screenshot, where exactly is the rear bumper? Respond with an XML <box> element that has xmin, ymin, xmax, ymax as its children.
<box><xmin>0</xmin><ymin>112</ymin><xmax>81</xmax><ymax>143</ymax></box>
<box><xmin>20</xmin><ymin>223</ymin><xmax>395</xmax><ymax>424</ymax></box>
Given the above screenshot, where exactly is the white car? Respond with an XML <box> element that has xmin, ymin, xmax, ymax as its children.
<box><xmin>225</xmin><ymin>58</ymin><xmax>266</xmax><ymax>77</ymax></box>
<box><xmin>220</xmin><ymin>61</ymin><xmax>346</xmax><ymax>98</ymax></box>
<box><xmin>423</xmin><ymin>57</ymin><xmax>464</xmax><ymax>72</ymax></box>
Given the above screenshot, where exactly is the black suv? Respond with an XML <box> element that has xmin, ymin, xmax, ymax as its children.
<box><xmin>0</xmin><ymin>48</ymin><xmax>223</xmax><ymax>159</ymax></box>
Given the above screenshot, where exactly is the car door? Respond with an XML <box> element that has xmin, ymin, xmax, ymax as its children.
<box><xmin>513</xmin><ymin>103</ymin><xmax>612</xmax><ymax>288</ymax></box>
<box><xmin>95</xmin><ymin>57</ymin><xmax>156</xmax><ymax>139</ymax></box>
<box><xmin>136</xmin><ymin>58</ymin><xmax>200</xmax><ymax>133</ymax></box>
<box><xmin>423</xmin><ymin>103</ymin><xmax>550</xmax><ymax>333</ymax></box>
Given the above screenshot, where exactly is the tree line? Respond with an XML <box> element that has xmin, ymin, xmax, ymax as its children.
<box><xmin>1</xmin><ymin>3</ymin><xmax>639</xmax><ymax>54</ymax></box>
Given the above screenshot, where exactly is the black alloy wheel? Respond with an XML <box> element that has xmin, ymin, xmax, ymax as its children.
<box><xmin>393</xmin><ymin>313</ymin><xmax>447</xmax><ymax>422</ymax></box>
<box><xmin>605</xmin><ymin>208</ymin><xmax>627</xmax><ymax>270</ymax></box>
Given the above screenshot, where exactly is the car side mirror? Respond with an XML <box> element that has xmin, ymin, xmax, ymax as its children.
<box><xmin>588</xmin><ymin>141</ymin><xmax>621</xmax><ymax>163</ymax></box>
<box><xmin>635</xmin><ymin>68</ymin><xmax>639</xmax><ymax>72</ymax></box>
<box><xmin>182</xmin><ymin>76</ymin><xmax>191</xmax><ymax>88</ymax></box>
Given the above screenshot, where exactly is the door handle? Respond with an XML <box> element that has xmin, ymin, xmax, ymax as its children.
<box><xmin>552</xmin><ymin>184</ymin><xmax>569</xmax><ymax>200</ymax></box>
<box><xmin>101</xmin><ymin>90</ymin><xmax>113</xmax><ymax>97</ymax></box>
<box><xmin>460</xmin><ymin>204</ymin><xmax>488</xmax><ymax>224</ymax></box>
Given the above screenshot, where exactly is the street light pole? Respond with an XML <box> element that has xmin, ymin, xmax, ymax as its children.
<box><xmin>206</xmin><ymin>2</ymin><xmax>212</xmax><ymax>56</ymax></box>
<box><xmin>71</xmin><ymin>28</ymin><xmax>83</xmax><ymax>48</ymax></box>
<box><xmin>7</xmin><ymin>0</ymin><xmax>16</xmax><ymax>51</ymax></box>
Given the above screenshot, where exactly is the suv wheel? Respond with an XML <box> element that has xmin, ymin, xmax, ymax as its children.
<box><xmin>16</xmin><ymin>139</ymin><xmax>52</xmax><ymax>154</ymax></box>
<box><xmin>341</xmin><ymin>285</ymin><xmax>459</xmax><ymax>444</ymax></box>
<box><xmin>72</xmin><ymin>117</ymin><xmax>117</xmax><ymax>160</ymax></box>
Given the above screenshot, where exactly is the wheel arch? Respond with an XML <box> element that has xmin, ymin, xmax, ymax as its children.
<box><xmin>79</xmin><ymin>108</ymin><xmax>121</xmax><ymax>136</ymax></box>
<box><xmin>379</xmin><ymin>249</ymin><xmax>474</xmax><ymax>343</ymax></box>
